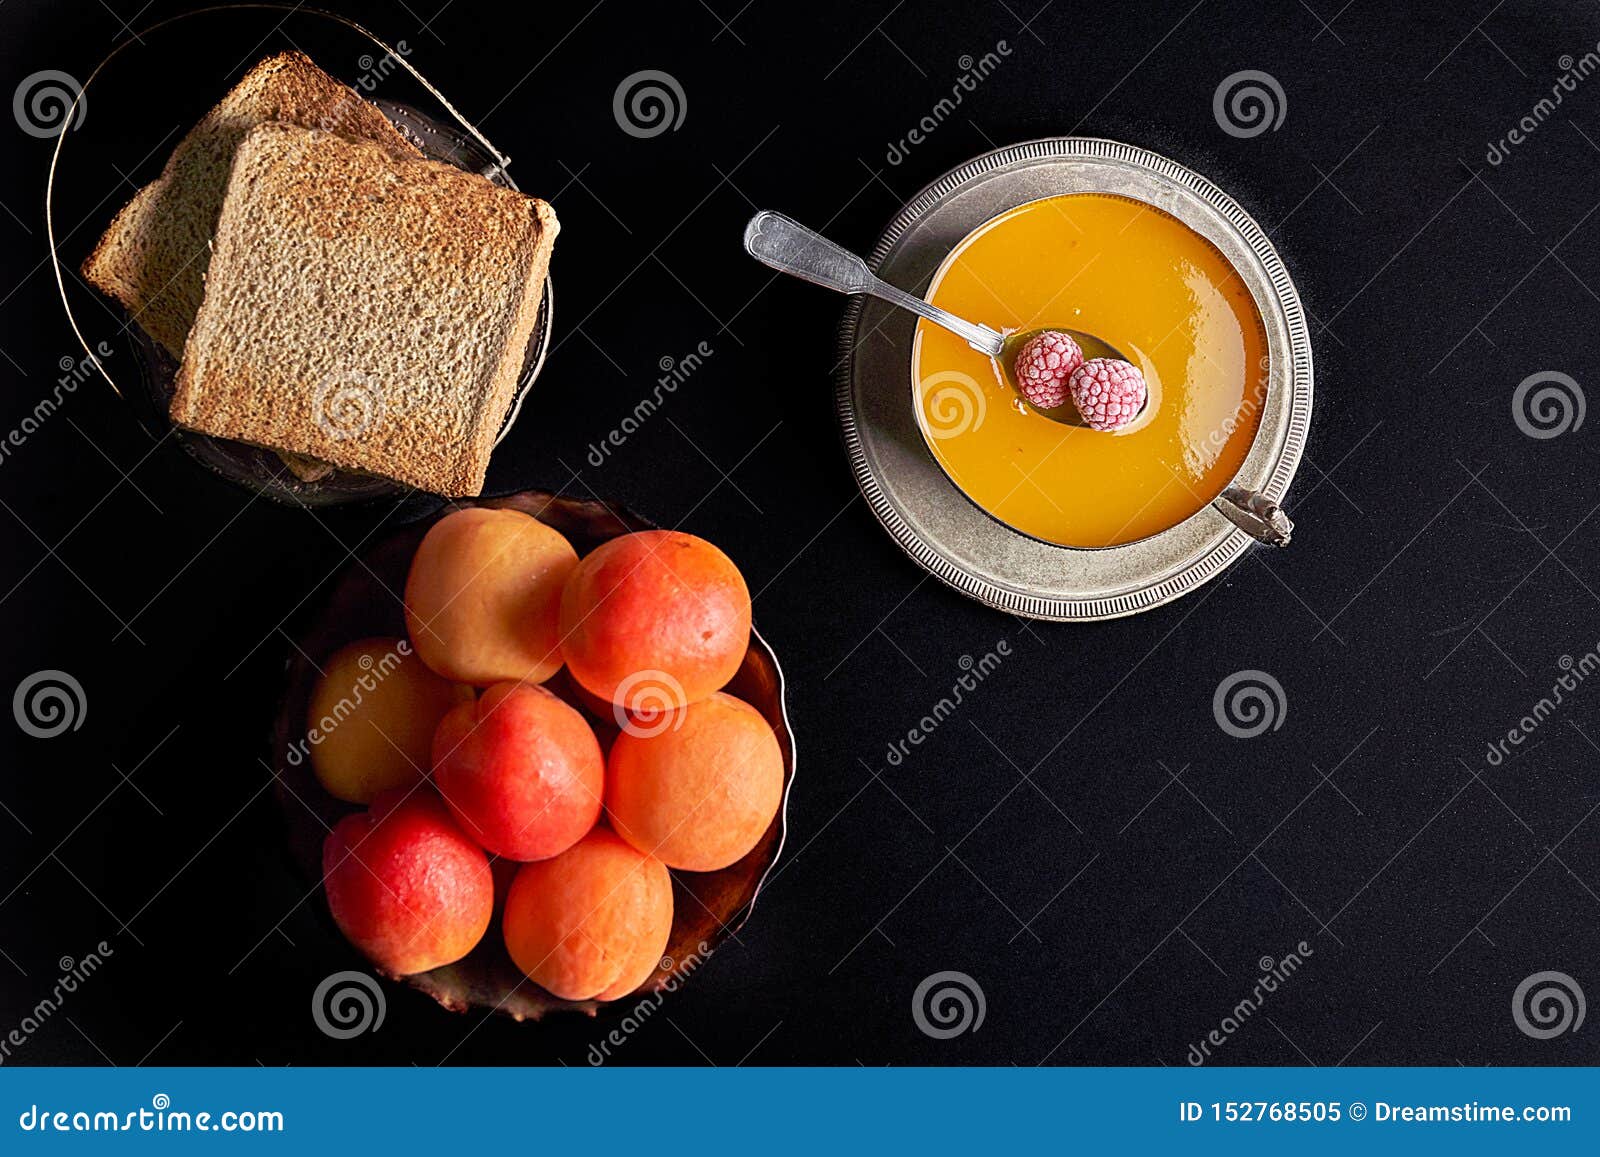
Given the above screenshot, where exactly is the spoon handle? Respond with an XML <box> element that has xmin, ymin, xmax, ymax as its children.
<box><xmin>1214</xmin><ymin>486</ymin><xmax>1293</xmax><ymax>547</ymax></box>
<box><xmin>744</xmin><ymin>211</ymin><xmax>1006</xmax><ymax>357</ymax></box>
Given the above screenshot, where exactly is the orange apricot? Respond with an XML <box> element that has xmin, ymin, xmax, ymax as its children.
<box><xmin>432</xmin><ymin>682</ymin><xmax>603</xmax><ymax>861</ymax></box>
<box><xmin>322</xmin><ymin>789</ymin><xmax>492</xmax><ymax>976</ymax></box>
<box><xmin>306</xmin><ymin>638</ymin><xmax>470</xmax><ymax>804</ymax></box>
<box><xmin>558</xmin><ymin>530</ymin><xmax>750</xmax><ymax>711</ymax></box>
<box><xmin>404</xmin><ymin>507</ymin><xmax>578</xmax><ymax>686</ymax></box>
<box><xmin>502</xmin><ymin>827</ymin><xmax>673</xmax><ymax>1001</ymax></box>
<box><xmin>606</xmin><ymin>692</ymin><xmax>783</xmax><ymax>872</ymax></box>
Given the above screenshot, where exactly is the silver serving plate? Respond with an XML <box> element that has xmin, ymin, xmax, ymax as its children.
<box><xmin>836</xmin><ymin>138</ymin><xmax>1313</xmax><ymax>621</ymax></box>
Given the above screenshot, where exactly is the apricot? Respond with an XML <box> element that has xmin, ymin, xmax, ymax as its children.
<box><xmin>558</xmin><ymin>530</ymin><xmax>751</xmax><ymax>711</ymax></box>
<box><xmin>592</xmin><ymin>930</ymin><xmax>667</xmax><ymax>1002</ymax></box>
<box><xmin>404</xmin><ymin>507</ymin><xmax>578</xmax><ymax>686</ymax></box>
<box><xmin>322</xmin><ymin>789</ymin><xmax>492</xmax><ymax>975</ymax></box>
<box><xmin>502</xmin><ymin>827</ymin><xmax>673</xmax><ymax>1001</ymax></box>
<box><xmin>307</xmin><ymin>638</ymin><xmax>471</xmax><ymax>804</ymax></box>
<box><xmin>432</xmin><ymin>682</ymin><xmax>603</xmax><ymax>861</ymax></box>
<box><xmin>606</xmin><ymin>692</ymin><xmax>783</xmax><ymax>872</ymax></box>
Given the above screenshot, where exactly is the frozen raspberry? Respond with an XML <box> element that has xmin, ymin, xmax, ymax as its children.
<box><xmin>1011</xmin><ymin>330</ymin><xmax>1083</xmax><ymax>410</ymax></box>
<box><xmin>1069</xmin><ymin>358</ymin><xmax>1147</xmax><ymax>431</ymax></box>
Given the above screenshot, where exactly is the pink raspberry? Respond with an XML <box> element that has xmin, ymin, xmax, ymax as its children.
<box><xmin>1069</xmin><ymin>358</ymin><xmax>1147</xmax><ymax>431</ymax></box>
<box><xmin>1012</xmin><ymin>330</ymin><xmax>1083</xmax><ymax>410</ymax></box>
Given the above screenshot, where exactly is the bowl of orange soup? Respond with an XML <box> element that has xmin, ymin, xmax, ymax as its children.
<box><xmin>837</xmin><ymin>139</ymin><xmax>1311</xmax><ymax>619</ymax></box>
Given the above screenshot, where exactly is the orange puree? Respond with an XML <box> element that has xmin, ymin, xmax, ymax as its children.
<box><xmin>912</xmin><ymin>193</ymin><xmax>1268</xmax><ymax>548</ymax></box>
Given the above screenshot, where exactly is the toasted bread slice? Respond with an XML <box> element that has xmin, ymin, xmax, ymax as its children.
<box><xmin>172</xmin><ymin>123</ymin><xmax>557</xmax><ymax>497</ymax></box>
<box><xmin>83</xmin><ymin>51</ymin><xmax>421</xmax><ymax>483</ymax></box>
<box><xmin>82</xmin><ymin>51</ymin><xmax>419</xmax><ymax>360</ymax></box>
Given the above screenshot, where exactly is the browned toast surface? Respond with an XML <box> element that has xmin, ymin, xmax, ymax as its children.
<box><xmin>171</xmin><ymin>122</ymin><xmax>557</xmax><ymax>497</ymax></box>
<box><xmin>81</xmin><ymin>50</ymin><xmax>419</xmax><ymax>360</ymax></box>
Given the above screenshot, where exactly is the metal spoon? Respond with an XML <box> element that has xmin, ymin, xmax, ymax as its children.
<box><xmin>742</xmin><ymin>210</ymin><xmax>1291</xmax><ymax>546</ymax></box>
<box><xmin>742</xmin><ymin>210</ymin><xmax>1124</xmax><ymax>414</ymax></box>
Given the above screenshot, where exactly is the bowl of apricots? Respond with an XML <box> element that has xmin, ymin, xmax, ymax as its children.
<box><xmin>270</xmin><ymin>490</ymin><xmax>794</xmax><ymax>1020</ymax></box>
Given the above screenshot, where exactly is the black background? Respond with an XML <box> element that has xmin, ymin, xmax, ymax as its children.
<box><xmin>1</xmin><ymin>0</ymin><xmax>1598</xmax><ymax>1067</ymax></box>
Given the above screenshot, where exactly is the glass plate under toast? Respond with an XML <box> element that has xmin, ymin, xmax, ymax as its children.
<box><xmin>47</xmin><ymin>5</ymin><xmax>554</xmax><ymax>508</ymax></box>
